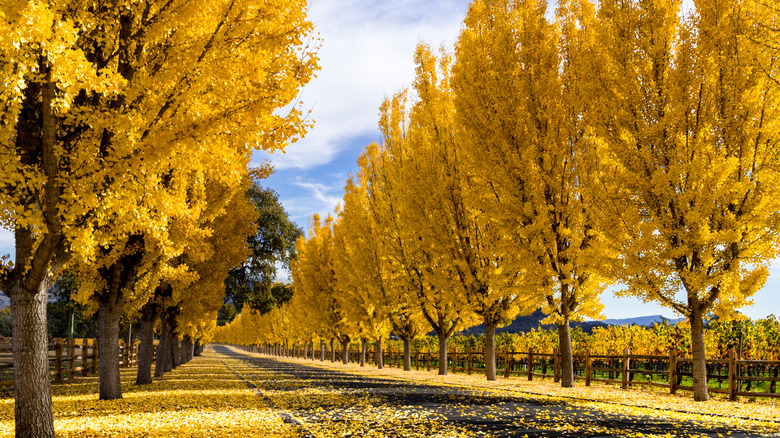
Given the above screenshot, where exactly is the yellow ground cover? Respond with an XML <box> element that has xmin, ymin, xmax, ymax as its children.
<box><xmin>0</xmin><ymin>348</ymin><xmax>295</xmax><ymax>437</ymax></box>
<box><xmin>250</xmin><ymin>349</ymin><xmax>780</xmax><ymax>436</ymax></box>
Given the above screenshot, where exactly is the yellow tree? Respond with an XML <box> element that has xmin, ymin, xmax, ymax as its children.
<box><xmin>592</xmin><ymin>0</ymin><xmax>780</xmax><ymax>400</ymax></box>
<box><xmin>453</xmin><ymin>0</ymin><xmax>610</xmax><ymax>386</ymax></box>
<box><xmin>360</xmin><ymin>115</ymin><xmax>477</xmax><ymax>375</ymax></box>
<box><xmin>0</xmin><ymin>0</ymin><xmax>317</xmax><ymax>429</ymax></box>
<box><xmin>409</xmin><ymin>43</ymin><xmax>533</xmax><ymax>381</ymax></box>
<box><xmin>291</xmin><ymin>214</ymin><xmax>355</xmax><ymax>363</ymax></box>
<box><xmin>334</xmin><ymin>176</ymin><xmax>426</xmax><ymax>369</ymax></box>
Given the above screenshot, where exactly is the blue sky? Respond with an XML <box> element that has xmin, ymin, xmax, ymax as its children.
<box><xmin>1</xmin><ymin>0</ymin><xmax>777</xmax><ymax>320</ymax></box>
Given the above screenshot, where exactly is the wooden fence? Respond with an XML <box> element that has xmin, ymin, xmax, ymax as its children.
<box><xmin>248</xmin><ymin>343</ymin><xmax>780</xmax><ymax>402</ymax></box>
<box><xmin>0</xmin><ymin>338</ymin><xmax>147</xmax><ymax>388</ymax></box>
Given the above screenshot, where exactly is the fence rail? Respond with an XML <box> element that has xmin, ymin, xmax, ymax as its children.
<box><xmin>0</xmin><ymin>338</ymin><xmax>148</xmax><ymax>388</ymax></box>
<box><xmin>243</xmin><ymin>343</ymin><xmax>780</xmax><ymax>402</ymax></box>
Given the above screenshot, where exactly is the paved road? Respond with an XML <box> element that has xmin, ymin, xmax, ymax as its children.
<box><xmin>214</xmin><ymin>345</ymin><xmax>778</xmax><ymax>438</ymax></box>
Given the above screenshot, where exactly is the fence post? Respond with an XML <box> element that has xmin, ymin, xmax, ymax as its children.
<box><xmin>728</xmin><ymin>349</ymin><xmax>737</xmax><ymax>402</ymax></box>
<box><xmin>68</xmin><ymin>338</ymin><xmax>76</xmax><ymax>381</ymax></box>
<box><xmin>55</xmin><ymin>341</ymin><xmax>63</xmax><ymax>384</ymax></box>
<box><xmin>82</xmin><ymin>339</ymin><xmax>89</xmax><ymax>377</ymax></box>
<box><xmin>621</xmin><ymin>348</ymin><xmax>630</xmax><ymax>390</ymax></box>
<box><xmin>92</xmin><ymin>339</ymin><xmax>99</xmax><ymax>375</ymax></box>
<box><xmin>669</xmin><ymin>349</ymin><xmax>677</xmax><ymax>394</ymax></box>
<box><xmin>504</xmin><ymin>349</ymin><xmax>510</xmax><ymax>378</ymax></box>
<box><xmin>585</xmin><ymin>349</ymin><xmax>592</xmax><ymax>387</ymax></box>
<box><xmin>416</xmin><ymin>351</ymin><xmax>420</xmax><ymax>371</ymax></box>
<box><xmin>427</xmin><ymin>349</ymin><xmax>431</xmax><ymax>372</ymax></box>
<box><xmin>528</xmin><ymin>350</ymin><xmax>534</xmax><ymax>381</ymax></box>
<box><xmin>467</xmin><ymin>348</ymin><xmax>473</xmax><ymax>375</ymax></box>
<box><xmin>554</xmin><ymin>348</ymin><xmax>560</xmax><ymax>383</ymax></box>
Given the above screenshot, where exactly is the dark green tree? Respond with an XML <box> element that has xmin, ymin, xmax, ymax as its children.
<box><xmin>224</xmin><ymin>183</ymin><xmax>302</xmax><ymax>314</ymax></box>
<box><xmin>46</xmin><ymin>273</ymin><xmax>98</xmax><ymax>339</ymax></box>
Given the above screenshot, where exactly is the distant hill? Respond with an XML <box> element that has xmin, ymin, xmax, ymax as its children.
<box><xmin>453</xmin><ymin>308</ymin><xmax>610</xmax><ymax>336</ymax></box>
<box><xmin>0</xmin><ymin>294</ymin><xmax>7</xmax><ymax>309</ymax></box>
<box><xmin>450</xmin><ymin>309</ymin><xmax>682</xmax><ymax>337</ymax></box>
<box><xmin>600</xmin><ymin>315</ymin><xmax>683</xmax><ymax>326</ymax></box>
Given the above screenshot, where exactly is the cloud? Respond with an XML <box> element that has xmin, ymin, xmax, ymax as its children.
<box><xmin>268</xmin><ymin>174</ymin><xmax>347</xmax><ymax>230</ymax></box>
<box><xmin>254</xmin><ymin>0</ymin><xmax>468</xmax><ymax>171</ymax></box>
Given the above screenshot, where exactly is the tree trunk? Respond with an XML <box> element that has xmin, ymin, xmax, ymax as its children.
<box><xmin>154</xmin><ymin>320</ymin><xmax>169</xmax><ymax>378</ymax></box>
<box><xmin>136</xmin><ymin>304</ymin><xmax>158</xmax><ymax>385</ymax></box>
<box><xmin>194</xmin><ymin>340</ymin><xmax>203</xmax><ymax>356</ymax></box>
<box><xmin>166</xmin><ymin>330</ymin><xmax>176</xmax><ymax>371</ymax></box>
<box><xmin>320</xmin><ymin>340</ymin><xmax>325</xmax><ymax>361</ymax></box>
<box><xmin>342</xmin><ymin>338</ymin><xmax>350</xmax><ymax>364</ymax></box>
<box><xmin>558</xmin><ymin>320</ymin><xmax>574</xmax><ymax>388</ymax></box>
<box><xmin>403</xmin><ymin>338</ymin><xmax>412</xmax><ymax>371</ymax></box>
<box><xmin>8</xmin><ymin>281</ymin><xmax>55</xmax><ymax>438</ymax></box>
<box><xmin>180</xmin><ymin>336</ymin><xmax>191</xmax><ymax>365</ymax></box>
<box><xmin>690</xmin><ymin>309</ymin><xmax>710</xmax><ymax>401</ymax></box>
<box><xmin>360</xmin><ymin>338</ymin><xmax>367</xmax><ymax>367</ymax></box>
<box><xmin>98</xmin><ymin>297</ymin><xmax>124</xmax><ymax>400</ymax></box>
<box><xmin>485</xmin><ymin>321</ymin><xmax>497</xmax><ymax>381</ymax></box>
<box><xmin>376</xmin><ymin>337</ymin><xmax>384</xmax><ymax>369</ymax></box>
<box><xmin>330</xmin><ymin>338</ymin><xmax>336</xmax><ymax>362</ymax></box>
<box><xmin>438</xmin><ymin>332</ymin><xmax>449</xmax><ymax>376</ymax></box>
<box><xmin>171</xmin><ymin>334</ymin><xmax>181</xmax><ymax>368</ymax></box>
<box><xmin>5</xmin><ymin>67</ymin><xmax>64</xmax><ymax>438</ymax></box>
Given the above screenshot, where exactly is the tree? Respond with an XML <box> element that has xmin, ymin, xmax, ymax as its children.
<box><xmin>410</xmin><ymin>42</ymin><xmax>534</xmax><ymax>381</ymax></box>
<box><xmin>291</xmin><ymin>214</ymin><xmax>356</xmax><ymax>364</ymax></box>
<box><xmin>225</xmin><ymin>184</ymin><xmax>303</xmax><ymax>314</ymax></box>
<box><xmin>332</xmin><ymin>176</ymin><xmax>423</xmax><ymax>370</ymax></box>
<box><xmin>0</xmin><ymin>0</ymin><xmax>317</xmax><ymax>429</ymax></box>
<box><xmin>592</xmin><ymin>0</ymin><xmax>780</xmax><ymax>400</ymax></box>
<box><xmin>453</xmin><ymin>0</ymin><xmax>610</xmax><ymax>386</ymax></box>
<box><xmin>362</xmin><ymin>94</ymin><xmax>479</xmax><ymax>375</ymax></box>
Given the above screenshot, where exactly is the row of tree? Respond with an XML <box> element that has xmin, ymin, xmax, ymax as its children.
<box><xmin>218</xmin><ymin>0</ymin><xmax>780</xmax><ymax>402</ymax></box>
<box><xmin>0</xmin><ymin>0</ymin><xmax>318</xmax><ymax>435</ymax></box>
<box><xmin>218</xmin><ymin>315</ymin><xmax>780</xmax><ymax>364</ymax></box>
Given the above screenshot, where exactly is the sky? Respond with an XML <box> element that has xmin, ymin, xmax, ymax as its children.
<box><xmin>0</xmin><ymin>0</ymin><xmax>778</xmax><ymax>320</ymax></box>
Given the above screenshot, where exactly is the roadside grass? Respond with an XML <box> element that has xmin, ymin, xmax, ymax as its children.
<box><xmin>0</xmin><ymin>347</ymin><xmax>295</xmax><ymax>437</ymax></box>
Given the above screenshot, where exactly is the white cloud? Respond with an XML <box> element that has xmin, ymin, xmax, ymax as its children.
<box><xmin>254</xmin><ymin>0</ymin><xmax>468</xmax><ymax>171</ymax></box>
<box><xmin>274</xmin><ymin>176</ymin><xmax>346</xmax><ymax>229</ymax></box>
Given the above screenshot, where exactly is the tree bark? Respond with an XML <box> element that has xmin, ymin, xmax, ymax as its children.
<box><xmin>330</xmin><ymin>338</ymin><xmax>336</xmax><ymax>362</ymax></box>
<box><xmin>136</xmin><ymin>303</ymin><xmax>159</xmax><ymax>385</ymax></box>
<box><xmin>154</xmin><ymin>319</ymin><xmax>169</xmax><ymax>378</ymax></box>
<box><xmin>558</xmin><ymin>320</ymin><xmax>574</xmax><ymax>388</ymax></box>
<box><xmin>171</xmin><ymin>333</ymin><xmax>181</xmax><ymax>368</ymax></box>
<box><xmin>8</xmin><ymin>281</ymin><xmax>55</xmax><ymax>438</ymax></box>
<box><xmin>194</xmin><ymin>340</ymin><xmax>203</xmax><ymax>356</ymax></box>
<box><xmin>403</xmin><ymin>338</ymin><xmax>412</xmax><ymax>371</ymax></box>
<box><xmin>690</xmin><ymin>309</ymin><xmax>710</xmax><ymax>401</ymax></box>
<box><xmin>98</xmin><ymin>296</ymin><xmax>124</xmax><ymax>400</ymax></box>
<box><xmin>438</xmin><ymin>332</ymin><xmax>450</xmax><ymax>376</ymax></box>
<box><xmin>320</xmin><ymin>340</ymin><xmax>325</xmax><ymax>361</ymax></box>
<box><xmin>485</xmin><ymin>321</ymin><xmax>497</xmax><ymax>381</ymax></box>
<box><xmin>360</xmin><ymin>338</ymin><xmax>367</xmax><ymax>367</ymax></box>
<box><xmin>166</xmin><ymin>329</ymin><xmax>176</xmax><ymax>371</ymax></box>
<box><xmin>342</xmin><ymin>338</ymin><xmax>350</xmax><ymax>364</ymax></box>
<box><xmin>4</xmin><ymin>66</ymin><xmax>64</xmax><ymax>438</ymax></box>
<box><xmin>376</xmin><ymin>337</ymin><xmax>384</xmax><ymax>369</ymax></box>
<box><xmin>180</xmin><ymin>336</ymin><xmax>191</xmax><ymax>365</ymax></box>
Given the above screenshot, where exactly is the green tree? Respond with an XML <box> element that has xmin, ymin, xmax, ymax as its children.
<box><xmin>225</xmin><ymin>184</ymin><xmax>303</xmax><ymax>314</ymax></box>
